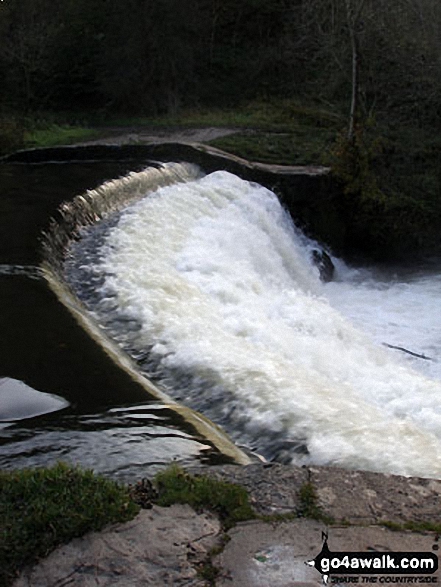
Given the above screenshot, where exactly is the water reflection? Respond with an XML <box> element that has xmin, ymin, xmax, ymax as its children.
<box><xmin>0</xmin><ymin>159</ymin><xmax>224</xmax><ymax>478</ymax></box>
<box><xmin>0</xmin><ymin>402</ymin><xmax>214</xmax><ymax>482</ymax></box>
<box><xmin>0</xmin><ymin>377</ymin><xmax>69</xmax><ymax>422</ymax></box>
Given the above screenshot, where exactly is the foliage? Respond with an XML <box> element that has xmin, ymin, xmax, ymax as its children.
<box><xmin>298</xmin><ymin>481</ymin><xmax>334</xmax><ymax>524</ymax></box>
<box><xmin>0</xmin><ymin>115</ymin><xmax>25</xmax><ymax>156</ymax></box>
<box><xmin>0</xmin><ymin>463</ymin><xmax>139</xmax><ymax>587</ymax></box>
<box><xmin>2</xmin><ymin>0</ymin><xmax>441</xmax><ymax>124</ymax></box>
<box><xmin>326</xmin><ymin>123</ymin><xmax>385</xmax><ymax>203</ymax></box>
<box><xmin>155</xmin><ymin>464</ymin><xmax>255</xmax><ymax>528</ymax></box>
<box><xmin>326</xmin><ymin>122</ymin><xmax>441</xmax><ymax>257</ymax></box>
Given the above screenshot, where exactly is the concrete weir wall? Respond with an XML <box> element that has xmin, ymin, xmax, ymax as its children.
<box><xmin>199</xmin><ymin>462</ymin><xmax>441</xmax><ymax>527</ymax></box>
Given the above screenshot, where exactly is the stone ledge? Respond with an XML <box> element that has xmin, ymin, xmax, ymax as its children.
<box><xmin>193</xmin><ymin>463</ymin><xmax>441</xmax><ymax>526</ymax></box>
<box><xmin>13</xmin><ymin>505</ymin><xmax>221</xmax><ymax>587</ymax></box>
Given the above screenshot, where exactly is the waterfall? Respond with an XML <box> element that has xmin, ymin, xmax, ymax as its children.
<box><xmin>40</xmin><ymin>162</ymin><xmax>252</xmax><ymax>466</ymax></box>
<box><xmin>65</xmin><ymin>169</ymin><xmax>441</xmax><ymax>479</ymax></box>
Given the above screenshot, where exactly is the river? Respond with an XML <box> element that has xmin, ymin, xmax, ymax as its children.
<box><xmin>1</xmin><ymin>159</ymin><xmax>440</xmax><ymax>480</ymax></box>
<box><xmin>0</xmin><ymin>159</ymin><xmax>223</xmax><ymax>482</ymax></box>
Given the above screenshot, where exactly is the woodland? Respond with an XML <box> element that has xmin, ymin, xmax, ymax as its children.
<box><xmin>1</xmin><ymin>0</ymin><xmax>441</xmax><ymax>257</ymax></box>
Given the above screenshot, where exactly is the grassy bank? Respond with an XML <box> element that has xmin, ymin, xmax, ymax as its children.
<box><xmin>0</xmin><ymin>462</ymin><xmax>254</xmax><ymax>586</ymax></box>
<box><xmin>24</xmin><ymin>124</ymin><xmax>101</xmax><ymax>149</ymax></box>
<box><xmin>0</xmin><ymin>463</ymin><xmax>139</xmax><ymax>587</ymax></box>
<box><xmin>0</xmin><ymin>115</ymin><xmax>100</xmax><ymax>155</ymax></box>
<box><xmin>2</xmin><ymin>100</ymin><xmax>440</xmax><ymax>258</ymax></box>
<box><xmin>100</xmin><ymin>99</ymin><xmax>342</xmax><ymax>166</ymax></box>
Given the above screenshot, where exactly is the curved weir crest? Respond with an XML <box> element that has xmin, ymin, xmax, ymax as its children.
<box><xmin>62</xmin><ymin>167</ymin><xmax>441</xmax><ymax>479</ymax></box>
<box><xmin>41</xmin><ymin>162</ymin><xmax>252</xmax><ymax>466</ymax></box>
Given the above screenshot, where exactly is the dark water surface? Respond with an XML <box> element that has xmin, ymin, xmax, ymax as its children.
<box><xmin>0</xmin><ymin>159</ymin><xmax>222</xmax><ymax>480</ymax></box>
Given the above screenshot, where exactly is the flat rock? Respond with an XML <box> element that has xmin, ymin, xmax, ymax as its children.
<box><xmin>309</xmin><ymin>466</ymin><xmax>441</xmax><ymax>525</ymax></box>
<box><xmin>189</xmin><ymin>463</ymin><xmax>309</xmax><ymax>514</ymax></box>
<box><xmin>195</xmin><ymin>463</ymin><xmax>441</xmax><ymax>525</ymax></box>
<box><xmin>215</xmin><ymin>519</ymin><xmax>440</xmax><ymax>587</ymax></box>
<box><xmin>11</xmin><ymin>463</ymin><xmax>441</xmax><ymax>586</ymax></box>
<box><xmin>13</xmin><ymin>505</ymin><xmax>221</xmax><ymax>587</ymax></box>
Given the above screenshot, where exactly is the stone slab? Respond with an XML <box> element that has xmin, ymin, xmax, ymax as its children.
<box><xmin>196</xmin><ymin>463</ymin><xmax>441</xmax><ymax>524</ymax></box>
<box><xmin>12</xmin><ymin>463</ymin><xmax>441</xmax><ymax>586</ymax></box>
<box><xmin>309</xmin><ymin>466</ymin><xmax>441</xmax><ymax>525</ymax></box>
<box><xmin>13</xmin><ymin>505</ymin><xmax>221</xmax><ymax>587</ymax></box>
<box><xmin>215</xmin><ymin>519</ymin><xmax>440</xmax><ymax>587</ymax></box>
<box><xmin>191</xmin><ymin>463</ymin><xmax>309</xmax><ymax>514</ymax></box>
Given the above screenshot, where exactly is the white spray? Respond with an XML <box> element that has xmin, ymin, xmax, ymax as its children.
<box><xmin>97</xmin><ymin>171</ymin><xmax>441</xmax><ymax>478</ymax></box>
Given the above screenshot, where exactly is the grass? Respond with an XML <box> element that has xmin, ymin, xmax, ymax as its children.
<box><xmin>154</xmin><ymin>464</ymin><xmax>255</xmax><ymax>529</ymax></box>
<box><xmin>202</xmin><ymin>99</ymin><xmax>340</xmax><ymax>165</ymax></box>
<box><xmin>96</xmin><ymin>99</ymin><xmax>341</xmax><ymax>165</ymax></box>
<box><xmin>107</xmin><ymin>99</ymin><xmax>343</xmax><ymax>130</ymax></box>
<box><xmin>381</xmin><ymin>520</ymin><xmax>441</xmax><ymax>534</ymax></box>
<box><xmin>0</xmin><ymin>114</ymin><xmax>101</xmax><ymax>156</ymax></box>
<box><xmin>0</xmin><ymin>463</ymin><xmax>139</xmax><ymax>587</ymax></box>
<box><xmin>297</xmin><ymin>481</ymin><xmax>334</xmax><ymax>525</ymax></box>
<box><xmin>2</xmin><ymin>99</ymin><xmax>440</xmax><ymax>257</ymax></box>
<box><xmin>23</xmin><ymin>123</ymin><xmax>101</xmax><ymax>149</ymax></box>
<box><xmin>209</xmin><ymin>129</ymin><xmax>334</xmax><ymax>165</ymax></box>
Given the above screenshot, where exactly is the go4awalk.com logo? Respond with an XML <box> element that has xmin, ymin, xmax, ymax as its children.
<box><xmin>306</xmin><ymin>532</ymin><xmax>438</xmax><ymax>585</ymax></box>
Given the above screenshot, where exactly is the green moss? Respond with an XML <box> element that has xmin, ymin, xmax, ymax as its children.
<box><xmin>154</xmin><ymin>464</ymin><xmax>255</xmax><ymax>529</ymax></box>
<box><xmin>197</xmin><ymin>558</ymin><xmax>221</xmax><ymax>585</ymax></box>
<box><xmin>258</xmin><ymin>511</ymin><xmax>299</xmax><ymax>524</ymax></box>
<box><xmin>298</xmin><ymin>481</ymin><xmax>334</xmax><ymax>524</ymax></box>
<box><xmin>0</xmin><ymin>463</ymin><xmax>139</xmax><ymax>587</ymax></box>
<box><xmin>381</xmin><ymin>520</ymin><xmax>441</xmax><ymax>534</ymax></box>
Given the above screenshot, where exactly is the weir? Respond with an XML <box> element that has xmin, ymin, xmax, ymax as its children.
<box><xmin>12</xmin><ymin>142</ymin><xmax>339</xmax><ymax>469</ymax></box>
<box><xmin>40</xmin><ymin>160</ymin><xmax>252</xmax><ymax>465</ymax></box>
<box><xmin>7</xmin><ymin>142</ymin><xmax>344</xmax><ymax>251</ymax></box>
<box><xmin>6</xmin><ymin>144</ymin><xmax>441</xmax><ymax>479</ymax></box>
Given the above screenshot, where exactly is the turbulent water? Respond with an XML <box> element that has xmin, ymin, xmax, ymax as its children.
<box><xmin>70</xmin><ymin>170</ymin><xmax>441</xmax><ymax>478</ymax></box>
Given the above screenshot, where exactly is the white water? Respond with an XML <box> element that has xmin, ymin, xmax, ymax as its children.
<box><xmin>97</xmin><ymin>171</ymin><xmax>441</xmax><ymax>478</ymax></box>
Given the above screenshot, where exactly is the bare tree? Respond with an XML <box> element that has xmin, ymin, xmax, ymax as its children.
<box><xmin>345</xmin><ymin>0</ymin><xmax>366</xmax><ymax>140</ymax></box>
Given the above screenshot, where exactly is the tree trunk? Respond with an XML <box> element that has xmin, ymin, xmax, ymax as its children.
<box><xmin>348</xmin><ymin>23</ymin><xmax>359</xmax><ymax>140</ymax></box>
<box><xmin>345</xmin><ymin>0</ymin><xmax>366</xmax><ymax>141</ymax></box>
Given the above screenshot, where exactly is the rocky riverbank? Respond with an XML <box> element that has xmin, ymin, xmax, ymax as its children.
<box><xmin>13</xmin><ymin>463</ymin><xmax>441</xmax><ymax>586</ymax></box>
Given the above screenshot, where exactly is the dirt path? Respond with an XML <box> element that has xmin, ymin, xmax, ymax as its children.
<box><xmin>78</xmin><ymin>126</ymin><xmax>239</xmax><ymax>146</ymax></box>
